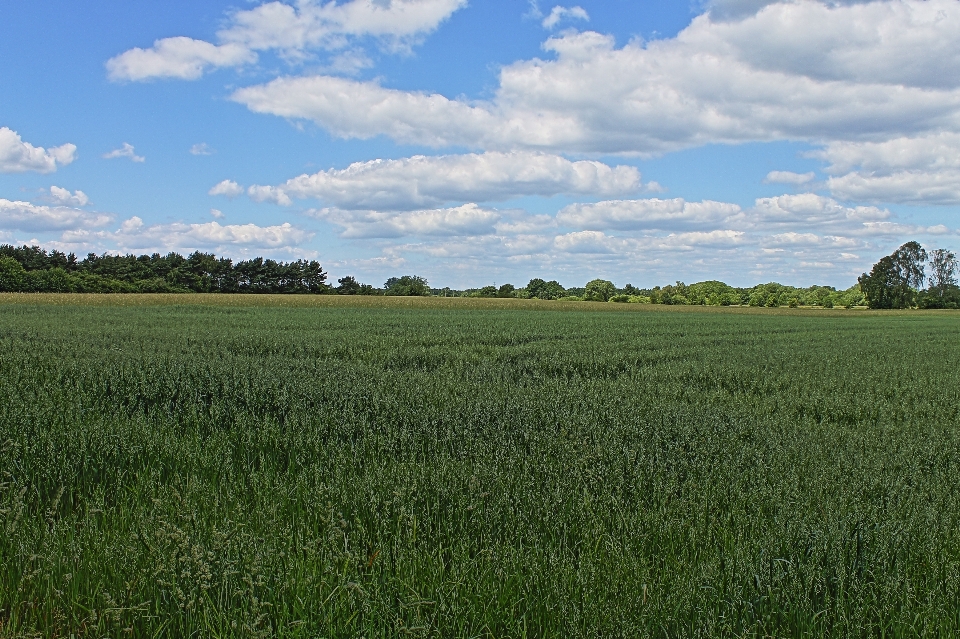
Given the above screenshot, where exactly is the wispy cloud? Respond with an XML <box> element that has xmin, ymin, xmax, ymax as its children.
<box><xmin>542</xmin><ymin>6</ymin><xmax>589</xmax><ymax>30</ymax></box>
<box><xmin>764</xmin><ymin>171</ymin><xmax>815</xmax><ymax>185</ymax></box>
<box><xmin>105</xmin><ymin>0</ymin><xmax>468</xmax><ymax>82</ymax></box>
<box><xmin>190</xmin><ymin>143</ymin><xmax>215</xmax><ymax>156</ymax></box>
<box><xmin>103</xmin><ymin>143</ymin><xmax>145</xmax><ymax>163</ymax></box>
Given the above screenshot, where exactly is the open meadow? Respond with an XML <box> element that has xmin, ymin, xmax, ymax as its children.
<box><xmin>1</xmin><ymin>295</ymin><xmax>959</xmax><ymax>637</ymax></box>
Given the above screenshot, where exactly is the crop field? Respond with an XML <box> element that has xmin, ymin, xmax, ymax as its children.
<box><xmin>1</xmin><ymin>295</ymin><xmax>959</xmax><ymax>637</ymax></box>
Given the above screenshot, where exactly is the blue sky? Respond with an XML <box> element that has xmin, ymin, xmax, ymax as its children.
<box><xmin>2</xmin><ymin>0</ymin><xmax>959</xmax><ymax>289</ymax></box>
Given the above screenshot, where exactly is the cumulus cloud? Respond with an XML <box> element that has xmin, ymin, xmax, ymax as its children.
<box><xmin>748</xmin><ymin>193</ymin><xmax>890</xmax><ymax>230</ymax></box>
<box><xmin>553</xmin><ymin>228</ymin><xmax>744</xmax><ymax>255</ymax></box>
<box><xmin>828</xmin><ymin>170</ymin><xmax>960</xmax><ymax>205</ymax></box>
<box><xmin>764</xmin><ymin>171</ymin><xmax>815</xmax><ymax>185</ymax></box>
<box><xmin>231</xmin><ymin>0</ymin><xmax>960</xmax><ymax>155</ymax></box>
<box><xmin>553</xmin><ymin>230</ymin><xmax>627</xmax><ymax>254</ymax></box>
<box><xmin>0</xmin><ymin>127</ymin><xmax>76</xmax><ymax>174</ymax></box>
<box><xmin>233</xmin><ymin>75</ymin><xmax>500</xmax><ymax>147</ymax></box>
<box><xmin>63</xmin><ymin>217</ymin><xmax>312</xmax><ymax>253</ymax></box>
<box><xmin>248</xmin><ymin>151</ymin><xmax>643</xmax><ymax>210</ymax></box>
<box><xmin>48</xmin><ymin>186</ymin><xmax>89</xmax><ymax>207</ymax></box>
<box><xmin>106</xmin><ymin>38</ymin><xmax>255</xmax><ymax>82</ymax></box>
<box><xmin>107</xmin><ymin>0</ymin><xmax>467</xmax><ymax>81</ymax></box>
<box><xmin>246</xmin><ymin>185</ymin><xmax>292</xmax><ymax>206</ymax></box>
<box><xmin>762</xmin><ymin>232</ymin><xmax>860</xmax><ymax>248</ymax></box>
<box><xmin>556</xmin><ymin>193</ymin><xmax>919</xmax><ymax>241</ymax></box>
<box><xmin>557</xmin><ymin>198</ymin><xmax>741</xmax><ymax>231</ymax></box>
<box><xmin>814</xmin><ymin>132</ymin><xmax>960</xmax><ymax>204</ymax></box>
<box><xmin>0</xmin><ymin>199</ymin><xmax>110</xmax><ymax>232</ymax></box>
<box><xmin>209</xmin><ymin>180</ymin><xmax>245</xmax><ymax>198</ymax></box>
<box><xmin>221</xmin><ymin>0</ymin><xmax>467</xmax><ymax>52</ymax></box>
<box><xmin>707</xmin><ymin>0</ymin><xmax>880</xmax><ymax>23</ymax></box>
<box><xmin>312</xmin><ymin>203</ymin><xmax>500</xmax><ymax>238</ymax></box>
<box><xmin>542</xmin><ymin>6</ymin><xmax>589</xmax><ymax>29</ymax></box>
<box><xmin>103</xmin><ymin>143</ymin><xmax>145</xmax><ymax>162</ymax></box>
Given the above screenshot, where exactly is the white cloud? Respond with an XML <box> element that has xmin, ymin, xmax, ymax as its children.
<box><xmin>554</xmin><ymin>193</ymin><xmax>904</xmax><ymax>239</ymax></box>
<box><xmin>0</xmin><ymin>199</ymin><xmax>110</xmax><ymax>232</ymax></box>
<box><xmin>63</xmin><ymin>217</ymin><xmax>312</xmax><ymax>253</ymax></box>
<box><xmin>312</xmin><ymin>203</ymin><xmax>500</xmax><ymax>238</ymax></box>
<box><xmin>233</xmin><ymin>75</ymin><xmax>500</xmax><ymax>147</ymax></box>
<box><xmin>542</xmin><ymin>6</ymin><xmax>589</xmax><ymax>30</ymax></box>
<box><xmin>553</xmin><ymin>230</ymin><xmax>626</xmax><ymax>254</ymax></box>
<box><xmin>210</xmin><ymin>208</ymin><xmax>225</xmax><ymax>219</ymax></box>
<box><xmin>209</xmin><ymin>179</ymin><xmax>245</xmax><ymax>198</ymax></box>
<box><xmin>0</xmin><ymin>127</ymin><xmax>76</xmax><ymax>174</ymax></box>
<box><xmin>814</xmin><ymin>132</ymin><xmax>960</xmax><ymax>204</ymax></box>
<box><xmin>190</xmin><ymin>143</ymin><xmax>215</xmax><ymax>156</ymax></box>
<box><xmin>231</xmin><ymin>1</ymin><xmax>960</xmax><ymax>155</ymax></box>
<box><xmin>828</xmin><ymin>170</ymin><xmax>960</xmax><ymax>205</ymax></box>
<box><xmin>763</xmin><ymin>232</ymin><xmax>860</xmax><ymax>248</ymax></box>
<box><xmin>698</xmin><ymin>0</ymin><xmax>960</xmax><ymax>90</ymax></box>
<box><xmin>553</xmin><ymin>228</ymin><xmax>745</xmax><ymax>255</ymax></box>
<box><xmin>219</xmin><ymin>0</ymin><xmax>467</xmax><ymax>54</ymax></box>
<box><xmin>247</xmin><ymin>185</ymin><xmax>293</xmax><ymax>206</ymax></box>
<box><xmin>103</xmin><ymin>143</ymin><xmax>145</xmax><ymax>163</ymax></box>
<box><xmin>249</xmin><ymin>151</ymin><xmax>643</xmax><ymax>210</ymax></box>
<box><xmin>764</xmin><ymin>170</ymin><xmax>815</xmax><ymax>185</ymax></box>
<box><xmin>323</xmin><ymin>50</ymin><xmax>374</xmax><ymax>75</ymax></box>
<box><xmin>859</xmin><ymin>221</ymin><xmax>954</xmax><ymax>237</ymax></box>
<box><xmin>106</xmin><ymin>37</ymin><xmax>255</xmax><ymax>82</ymax></box>
<box><xmin>107</xmin><ymin>0</ymin><xmax>467</xmax><ymax>82</ymax></box>
<box><xmin>749</xmin><ymin>193</ymin><xmax>889</xmax><ymax>230</ymax></box>
<box><xmin>48</xmin><ymin>186</ymin><xmax>89</xmax><ymax>207</ymax></box>
<box><xmin>816</xmin><ymin>132</ymin><xmax>960</xmax><ymax>175</ymax></box>
<box><xmin>557</xmin><ymin>198</ymin><xmax>741</xmax><ymax>231</ymax></box>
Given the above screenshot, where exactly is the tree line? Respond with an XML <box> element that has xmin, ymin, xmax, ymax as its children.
<box><xmin>1</xmin><ymin>242</ymin><xmax>957</xmax><ymax>308</ymax></box>
<box><xmin>442</xmin><ymin>278</ymin><xmax>867</xmax><ymax>308</ymax></box>
<box><xmin>0</xmin><ymin>245</ymin><xmax>328</xmax><ymax>294</ymax></box>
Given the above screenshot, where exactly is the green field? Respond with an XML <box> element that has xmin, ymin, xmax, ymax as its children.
<box><xmin>1</xmin><ymin>295</ymin><xmax>959</xmax><ymax>637</ymax></box>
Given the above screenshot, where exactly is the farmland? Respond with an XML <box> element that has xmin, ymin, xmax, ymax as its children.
<box><xmin>1</xmin><ymin>295</ymin><xmax>959</xmax><ymax>637</ymax></box>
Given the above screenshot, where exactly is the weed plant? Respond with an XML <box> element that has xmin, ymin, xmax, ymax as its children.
<box><xmin>1</xmin><ymin>298</ymin><xmax>959</xmax><ymax>637</ymax></box>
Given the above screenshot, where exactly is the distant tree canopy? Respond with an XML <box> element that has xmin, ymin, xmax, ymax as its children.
<box><xmin>859</xmin><ymin>241</ymin><xmax>960</xmax><ymax>309</ymax></box>
<box><xmin>0</xmin><ymin>245</ymin><xmax>328</xmax><ymax>294</ymax></box>
<box><xmin>583</xmin><ymin>279</ymin><xmax>616</xmax><ymax>302</ymax></box>
<box><xmin>455</xmin><ymin>279</ymin><xmax>864</xmax><ymax>307</ymax></box>
<box><xmin>335</xmin><ymin>276</ymin><xmax>377</xmax><ymax>295</ymax></box>
<box><xmin>385</xmin><ymin>275</ymin><xmax>430</xmax><ymax>297</ymax></box>
<box><xmin>526</xmin><ymin>278</ymin><xmax>566</xmax><ymax>300</ymax></box>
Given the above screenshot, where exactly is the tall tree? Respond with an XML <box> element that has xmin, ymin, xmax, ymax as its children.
<box><xmin>891</xmin><ymin>241</ymin><xmax>926</xmax><ymax>304</ymax></box>
<box><xmin>928</xmin><ymin>248</ymin><xmax>958</xmax><ymax>301</ymax></box>
<box><xmin>859</xmin><ymin>242</ymin><xmax>928</xmax><ymax>309</ymax></box>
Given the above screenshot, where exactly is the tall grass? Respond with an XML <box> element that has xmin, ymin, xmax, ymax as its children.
<box><xmin>1</xmin><ymin>299</ymin><xmax>959</xmax><ymax>637</ymax></box>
